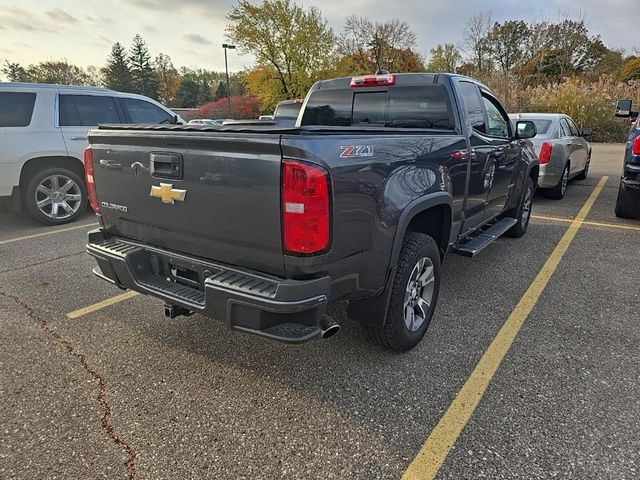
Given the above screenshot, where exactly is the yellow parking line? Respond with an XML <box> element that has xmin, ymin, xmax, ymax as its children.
<box><xmin>0</xmin><ymin>222</ymin><xmax>99</xmax><ymax>246</ymax></box>
<box><xmin>532</xmin><ymin>214</ymin><xmax>640</xmax><ymax>233</ymax></box>
<box><xmin>402</xmin><ymin>176</ymin><xmax>609</xmax><ymax>480</ymax></box>
<box><xmin>66</xmin><ymin>291</ymin><xmax>139</xmax><ymax>319</ymax></box>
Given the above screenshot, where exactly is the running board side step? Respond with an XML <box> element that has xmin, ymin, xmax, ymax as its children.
<box><xmin>451</xmin><ymin>218</ymin><xmax>517</xmax><ymax>257</ymax></box>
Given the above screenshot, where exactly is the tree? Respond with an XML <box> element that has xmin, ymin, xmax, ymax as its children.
<box><xmin>197</xmin><ymin>81</ymin><xmax>214</xmax><ymax>105</ymax></box>
<box><xmin>198</xmin><ymin>96</ymin><xmax>262</xmax><ymax>119</ymax></box>
<box><xmin>460</xmin><ymin>11</ymin><xmax>494</xmax><ymax>76</ymax></box>
<box><xmin>621</xmin><ymin>56</ymin><xmax>640</xmax><ymax>83</ymax></box>
<box><xmin>2</xmin><ymin>61</ymin><xmax>30</xmax><ymax>82</ymax></box>
<box><xmin>155</xmin><ymin>53</ymin><xmax>180</xmax><ymax>106</ymax></box>
<box><xmin>175</xmin><ymin>78</ymin><xmax>200</xmax><ymax>108</ymax></box>
<box><xmin>215</xmin><ymin>81</ymin><xmax>227</xmax><ymax>100</ymax></box>
<box><xmin>85</xmin><ymin>65</ymin><xmax>103</xmax><ymax>86</ymax></box>
<box><xmin>102</xmin><ymin>42</ymin><xmax>132</xmax><ymax>92</ymax></box>
<box><xmin>338</xmin><ymin>16</ymin><xmax>424</xmax><ymax>73</ymax></box>
<box><xmin>27</xmin><ymin>60</ymin><xmax>91</xmax><ymax>85</ymax></box>
<box><xmin>129</xmin><ymin>34</ymin><xmax>158</xmax><ymax>99</ymax></box>
<box><xmin>427</xmin><ymin>44</ymin><xmax>462</xmax><ymax>73</ymax></box>
<box><xmin>227</xmin><ymin>0</ymin><xmax>336</xmax><ymax>100</ymax></box>
<box><xmin>487</xmin><ymin>20</ymin><xmax>530</xmax><ymax>75</ymax></box>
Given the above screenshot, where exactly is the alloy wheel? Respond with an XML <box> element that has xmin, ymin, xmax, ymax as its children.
<box><xmin>403</xmin><ymin>257</ymin><xmax>435</xmax><ymax>332</ymax></box>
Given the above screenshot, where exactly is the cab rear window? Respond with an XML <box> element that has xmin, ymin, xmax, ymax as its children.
<box><xmin>0</xmin><ymin>92</ymin><xmax>36</xmax><ymax>127</ymax></box>
<box><xmin>301</xmin><ymin>85</ymin><xmax>454</xmax><ymax>130</ymax></box>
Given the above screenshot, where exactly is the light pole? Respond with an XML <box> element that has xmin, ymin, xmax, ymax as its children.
<box><xmin>222</xmin><ymin>43</ymin><xmax>236</xmax><ymax>117</ymax></box>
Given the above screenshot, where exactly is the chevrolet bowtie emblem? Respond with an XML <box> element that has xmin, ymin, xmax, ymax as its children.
<box><xmin>150</xmin><ymin>183</ymin><xmax>186</xmax><ymax>204</ymax></box>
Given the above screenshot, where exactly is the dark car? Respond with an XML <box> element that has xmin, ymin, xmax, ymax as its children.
<box><xmin>84</xmin><ymin>72</ymin><xmax>538</xmax><ymax>352</ymax></box>
<box><xmin>614</xmin><ymin>99</ymin><xmax>640</xmax><ymax>218</ymax></box>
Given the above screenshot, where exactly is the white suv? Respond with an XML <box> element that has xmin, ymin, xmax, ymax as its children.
<box><xmin>0</xmin><ymin>83</ymin><xmax>182</xmax><ymax>225</ymax></box>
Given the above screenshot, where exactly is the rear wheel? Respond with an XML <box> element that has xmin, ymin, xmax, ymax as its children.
<box><xmin>614</xmin><ymin>180</ymin><xmax>640</xmax><ymax>219</ymax></box>
<box><xmin>505</xmin><ymin>176</ymin><xmax>534</xmax><ymax>238</ymax></box>
<box><xmin>23</xmin><ymin>167</ymin><xmax>87</xmax><ymax>225</ymax></box>
<box><xmin>545</xmin><ymin>163</ymin><xmax>569</xmax><ymax>199</ymax></box>
<box><xmin>365</xmin><ymin>232</ymin><xmax>441</xmax><ymax>352</ymax></box>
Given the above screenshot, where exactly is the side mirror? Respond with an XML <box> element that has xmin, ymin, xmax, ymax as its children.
<box><xmin>515</xmin><ymin>120</ymin><xmax>537</xmax><ymax>140</ymax></box>
<box><xmin>631</xmin><ymin>111</ymin><xmax>639</xmax><ymax>121</ymax></box>
<box><xmin>580</xmin><ymin>128</ymin><xmax>593</xmax><ymax>137</ymax></box>
<box><xmin>615</xmin><ymin>99</ymin><xmax>633</xmax><ymax>118</ymax></box>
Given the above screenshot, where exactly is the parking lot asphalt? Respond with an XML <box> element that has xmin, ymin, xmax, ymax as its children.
<box><xmin>0</xmin><ymin>143</ymin><xmax>638</xmax><ymax>480</ymax></box>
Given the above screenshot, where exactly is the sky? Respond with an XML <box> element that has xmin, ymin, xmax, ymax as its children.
<box><xmin>0</xmin><ymin>0</ymin><xmax>637</xmax><ymax>74</ymax></box>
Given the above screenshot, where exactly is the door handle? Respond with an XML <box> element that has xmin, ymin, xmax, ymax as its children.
<box><xmin>99</xmin><ymin>159</ymin><xmax>122</xmax><ymax>170</ymax></box>
<box><xmin>70</xmin><ymin>136</ymin><xmax>86</xmax><ymax>141</ymax></box>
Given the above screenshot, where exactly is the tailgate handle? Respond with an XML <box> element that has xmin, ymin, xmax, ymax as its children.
<box><xmin>150</xmin><ymin>153</ymin><xmax>183</xmax><ymax>180</ymax></box>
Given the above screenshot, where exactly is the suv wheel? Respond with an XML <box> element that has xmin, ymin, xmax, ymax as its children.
<box><xmin>505</xmin><ymin>176</ymin><xmax>534</xmax><ymax>238</ymax></box>
<box><xmin>365</xmin><ymin>232</ymin><xmax>441</xmax><ymax>352</ymax></box>
<box><xmin>24</xmin><ymin>167</ymin><xmax>87</xmax><ymax>225</ymax></box>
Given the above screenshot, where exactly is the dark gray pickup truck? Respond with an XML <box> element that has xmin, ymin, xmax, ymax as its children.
<box><xmin>85</xmin><ymin>73</ymin><xmax>538</xmax><ymax>351</ymax></box>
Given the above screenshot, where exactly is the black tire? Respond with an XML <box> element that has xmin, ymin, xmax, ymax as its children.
<box><xmin>544</xmin><ymin>162</ymin><xmax>570</xmax><ymax>199</ymax></box>
<box><xmin>614</xmin><ymin>180</ymin><xmax>640</xmax><ymax>219</ymax></box>
<box><xmin>505</xmin><ymin>176</ymin><xmax>534</xmax><ymax>238</ymax></box>
<box><xmin>23</xmin><ymin>167</ymin><xmax>87</xmax><ymax>225</ymax></box>
<box><xmin>575</xmin><ymin>153</ymin><xmax>590</xmax><ymax>180</ymax></box>
<box><xmin>365</xmin><ymin>232</ymin><xmax>441</xmax><ymax>352</ymax></box>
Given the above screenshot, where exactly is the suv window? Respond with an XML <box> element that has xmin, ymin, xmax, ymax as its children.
<box><xmin>122</xmin><ymin>98</ymin><xmax>173</xmax><ymax>123</ymax></box>
<box><xmin>481</xmin><ymin>95</ymin><xmax>509</xmax><ymax>138</ymax></box>
<box><xmin>458</xmin><ymin>82</ymin><xmax>486</xmax><ymax>134</ymax></box>
<box><xmin>0</xmin><ymin>92</ymin><xmax>37</xmax><ymax>127</ymax></box>
<box><xmin>301</xmin><ymin>85</ymin><xmax>454</xmax><ymax>130</ymax></box>
<box><xmin>59</xmin><ymin>95</ymin><xmax>120</xmax><ymax>126</ymax></box>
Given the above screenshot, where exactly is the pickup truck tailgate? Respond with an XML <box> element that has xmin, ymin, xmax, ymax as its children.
<box><xmin>89</xmin><ymin>129</ymin><xmax>285</xmax><ymax>276</ymax></box>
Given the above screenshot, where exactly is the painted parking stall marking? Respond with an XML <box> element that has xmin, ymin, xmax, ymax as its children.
<box><xmin>66</xmin><ymin>291</ymin><xmax>139</xmax><ymax>319</ymax></box>
<box><xmin>0</xmin><ymin>222</ymin><xmax>99</xmax><ymax>246</ymax></box>
<box><xmin>402</xmin><ymin>176</ymin><xmax>609</xmax><ymax>480</ymax></box>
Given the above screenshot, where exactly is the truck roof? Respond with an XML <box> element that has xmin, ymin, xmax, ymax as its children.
<box><xmin>311</xmin><ymin>72</ymin><xmax>491</xmax><ymax>92</ymax></box>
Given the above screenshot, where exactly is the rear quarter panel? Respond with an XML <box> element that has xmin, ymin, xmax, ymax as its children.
<box><xmin>281</xmin><ymin>132</ymin><xmax>467</xmax><ymax>300</ymax></box>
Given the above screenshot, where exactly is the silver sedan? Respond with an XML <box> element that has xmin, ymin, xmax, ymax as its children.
<box><xmin>509</xmin><ymin>113</ymin><xmax>592</xmax><ymax>199</ymax></box>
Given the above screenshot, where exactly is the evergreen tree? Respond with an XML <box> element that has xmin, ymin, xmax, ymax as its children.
<box><xmin>175</xmin><ymin>78</ymin><xmax>200</xmax><ymax>108</ymax></box>
<box><xmin>214</xmin><ymin>81</ymin><xmax>227</xmax><ymax>100</ymax></box>
<box><xmin>197</xmin><ymin>81</ymin><xmax>214</xmax><ymax>105</ymax></box>
<box><xmin>129</xmin><ymin>34</ymin><xmax>158</xmax><ymax>99</ymax></box>
<box><xmin>101</xmin><ymin>42</ymin><xmax>132</xmax><ymax>92</ymax></box>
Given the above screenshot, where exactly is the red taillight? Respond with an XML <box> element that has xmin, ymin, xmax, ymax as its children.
<box><xmin>350</xmin><ymin>74</ymin><xmax>396</xmax><ymax>88</ymax></box>
<box><xmin>539</xmin><ymin>142</ymin><xmax>553</xmax><ymax>164</ymax></box>
<box><xmin>633</xmin><ymin>136</ymin><xmax>640</xmax><ymax>155</ymax></box>
<box><xmin>84</xmin><ymin>146</ymin><xmax>100</xmax><ymax>213</ymax></box>
<box><xmin>282</xmin><ymin>160</ymin><xmax>330</xmax><ymax>254</ymax></box>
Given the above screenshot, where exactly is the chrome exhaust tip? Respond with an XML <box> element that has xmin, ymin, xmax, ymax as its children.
<box><xmin>319</xmin><ymin>315</ymin><xmax>340</xmax><ymax>339</ymax></box>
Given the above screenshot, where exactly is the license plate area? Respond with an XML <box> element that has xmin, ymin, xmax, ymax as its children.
<box><xmin>148</xmin><ymin>252</ymin><xmax>221</xmax><ymax>290</ymax></box>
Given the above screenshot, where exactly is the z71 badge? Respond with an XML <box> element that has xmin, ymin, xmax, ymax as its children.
<box><xmin>339</xmin><ymin>145</ymin><xmax>374</xmax><ymax>158</ymax></box>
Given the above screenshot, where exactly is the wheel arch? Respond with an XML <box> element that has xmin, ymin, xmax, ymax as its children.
<box><xmin>19</xmin><ymin>156</ymin><xmax>85</xmax><ymax>189</ymax></box>
<box><xmin>390</xmin><ymin>192</ymin><xmax>453</xmax><ymax>265</ymax></box>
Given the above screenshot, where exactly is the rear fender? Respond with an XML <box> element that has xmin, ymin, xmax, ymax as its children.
<box><xmin>347</xmin><ymin>192</ymin><xmax>452</xmax><ymax>327</ymax></box>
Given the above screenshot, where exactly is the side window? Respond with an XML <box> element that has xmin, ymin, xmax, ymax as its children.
<box><xmin>59</xmin><ymin>95</ymin><xmax>120</xmax><ymax>126</ymax></box>
<box><xmin>559</xmin><ymin>118</ymin><xmax>571</xmax><ymax>137</ymax></box>
<box><xmin>458</xmin><ymin>82</ymin><xmax>486</xmax><ymax>134</ymax></box>
<box><xmin>122</xmin><ymin>98</ymin><xmax>173</xmax><ymax>124</ymax></box>
<box><xmin>566</xmin><ymin>118</ymin><xmax>580</xmax><ymax>136</ymax></box>
<box><xmin>0</xmin><ymin>92</ymin><xmax>37</xmax><ymax>127</ymax></box>
<box><xmin>481</xmin><ymin>95</ymin><xmax>509</xmax><ymax>138</ymax></box>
